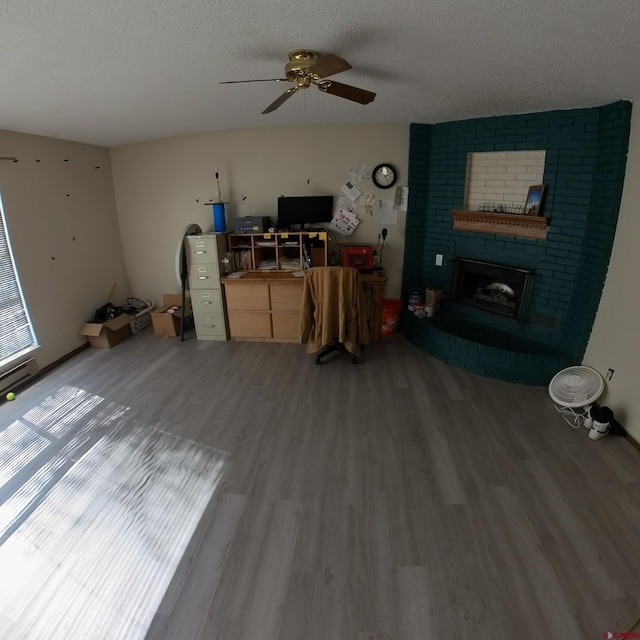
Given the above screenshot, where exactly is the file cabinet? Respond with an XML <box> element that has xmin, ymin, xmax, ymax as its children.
<box><xmin>184</xmin><ymin>233</ymin><xmax>228</xmax><ymax>341</ymax></box>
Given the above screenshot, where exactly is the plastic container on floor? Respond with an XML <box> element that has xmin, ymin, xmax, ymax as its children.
<box><xmin>381</xmin><ymin>298</ymin><xmax>402</xmax><ymax>335</ymax></box>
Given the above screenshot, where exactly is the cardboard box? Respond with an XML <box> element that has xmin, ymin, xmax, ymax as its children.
<box><xmin>80</xmin><ymin>313</ymin><xmax>131</xmax><ymax>349</ymax></box>
<box><xmin>424</xmin><ymin>288</ymin><xmax>443</xmax><ymax>315</ymax></box>
<box><xmin>151</xmin><ymin>294</ymin><xmax>192</xmax><ymax>337</ymax></box>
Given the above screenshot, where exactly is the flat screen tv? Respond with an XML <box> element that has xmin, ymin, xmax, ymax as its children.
<box><xmin>277</xmin><ymin>195</ymin><xmax>333</xmax><ymax>229</ymax></box>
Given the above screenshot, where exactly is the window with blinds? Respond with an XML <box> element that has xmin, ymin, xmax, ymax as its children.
<box><xmin>0</xmin><ymin>191</ymin><xmax>37</xmax><ymax>370</ymax></box>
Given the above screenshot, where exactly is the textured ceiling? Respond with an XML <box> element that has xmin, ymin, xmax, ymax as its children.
<box><xmin>1</xmin><ymin>0</ymin><xmax>639</xmax><ymax>147</ymax></box>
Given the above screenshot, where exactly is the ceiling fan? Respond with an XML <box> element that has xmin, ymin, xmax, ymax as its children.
<box><xmin>220</xmin><ymin>49</ymin><xmax>376</xmax><ymax>114</ymax></box>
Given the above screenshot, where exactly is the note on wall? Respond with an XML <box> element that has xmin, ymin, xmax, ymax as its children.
<box><xmin>379</xmin><ymin>200</ymin><xmax>397</xmax><ymax>225</ymax></box>
<box><xmin>341</xmin><ymin>181</ymin><xmax>362</xmax><ymax>202</ymax></box>
<box><xmin>350</xmin><ymin>165</ymin><xmax>370</xmax><ymax>183</ymax></box>
<box><xmin>362</xmin><ymin>193</ymin><xmax>376</xmax><ymax>217</ymax></box>
<box><xmin>395</xmin><ymin>186</ymin><xmax>409</xmax><ymax>212</ymax></box>
<box><xmin>330</xmin><ymin>209</ymin><xmax>360</xmax><ymax>236</ymax></box>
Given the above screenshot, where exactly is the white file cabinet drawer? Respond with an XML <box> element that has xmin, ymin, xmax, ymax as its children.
<box><xmin>189</xmin><ymin>263</ymin><xmax>221</xmax><ymax>288</ymax></box>
<box><xmin>185</xmin><ymin>235</ymin><xmax>221</xmax><ymax>264</ymax></box>
<box><xmin>194</xmin><ymin>312</ymin><xmax>227</xmax><ymax>339</ymax></box>
<box><xmin>191</xmin><ymin>289</ymin><xmax>223</xmax><ymax>314</ymax></box>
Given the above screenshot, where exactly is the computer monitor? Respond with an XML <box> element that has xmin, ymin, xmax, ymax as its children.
<box><xmin>277</xmin><ymin>195</ymin><xmax>333</xmax><ymax>229</ymax></box>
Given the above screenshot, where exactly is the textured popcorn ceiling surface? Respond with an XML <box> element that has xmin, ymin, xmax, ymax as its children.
<box><xmin>1</xmin><ymin>0</ymin><xmax>639</xmax><ymax>147</ymax></box>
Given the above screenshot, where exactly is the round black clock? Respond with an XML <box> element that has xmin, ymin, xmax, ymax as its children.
<box><xmin>372</xmin><ymin>163</ymin><xmax>398</xmax><ymax>189</ymax></box>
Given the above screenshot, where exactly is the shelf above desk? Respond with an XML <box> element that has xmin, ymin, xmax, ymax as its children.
<box><xmin>228</xmin><ymin>231</ymin><xmax>327</xmax><ymax>272</ymax></box>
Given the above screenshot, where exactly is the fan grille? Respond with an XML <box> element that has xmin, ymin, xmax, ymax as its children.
<box><xmin>548</xmin><ymin>366</ymin><xmax>604</xmax><ymax>407</ymax></box>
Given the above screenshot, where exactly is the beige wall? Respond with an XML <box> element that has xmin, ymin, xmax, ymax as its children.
<box><xmin>0</xmin><ymin>130</ymin><xmax>129</xmax><ymax>369</ymax></box>
<box><xmin>10</xmin><ymin>118</ymin><xmax>638</xmax><ymax>444</ymax></box>
<box><xmin>110</xmin><ymin>124</ymin><xmax>409</xmax><ymax>304</ymax></box>
<box><xmin>584</xmin><ymin>103</ymin><xmax>640</xmax><ymax>441</ymax></box>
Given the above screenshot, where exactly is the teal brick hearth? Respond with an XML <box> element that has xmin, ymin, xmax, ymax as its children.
<box><xmin>402</xmin><ymin>101</ymin><xmax>632</xmax><ymax>385</ymax></box>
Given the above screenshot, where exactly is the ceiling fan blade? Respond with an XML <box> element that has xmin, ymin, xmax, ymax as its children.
<box><xmin>262</xmin><ymin>86</ymin><xmax>298</xmax><ymax>114</ymax></box>
<box><xmin>219</xmin><ymin>78</ymin><xmax>287</xmax><ymax>84</ymax></box>
<box><xmin>319</xmin><ymin>80</ymin><xmax>376</xmax><ymax>105</ymax></box>
<box><xmin>309</xmin><ymin>53</ymin><xmax>352</xmax><ymax>78</ymax></box>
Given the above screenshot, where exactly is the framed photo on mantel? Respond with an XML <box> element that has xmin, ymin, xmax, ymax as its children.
<box><xmin>524</xmin><ymin>185</ymin><xmax>546</xmax><ymax>216</ymax></box>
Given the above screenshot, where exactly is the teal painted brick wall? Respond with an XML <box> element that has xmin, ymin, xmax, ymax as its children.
<box><xmin>403</xmin><ymin>101</ymin><xmax>632</xmax><ymax>384</ymax></box>
<box><xmin>564</xmin><ymin>101</ymin><xmax>632</xmax><ymax>357</ymax></box>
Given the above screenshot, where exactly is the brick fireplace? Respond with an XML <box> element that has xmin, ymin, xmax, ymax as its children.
<box><xmin>401</xmin><ymin>101</ymin><xmax>631</xmax><ymax>385</ymax></box>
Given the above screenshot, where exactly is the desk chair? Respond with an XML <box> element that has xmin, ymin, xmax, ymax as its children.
<box><xmin>300</xmin><ymin>266</ymin><xmax>368</xmax><ymax>364</ymax></box>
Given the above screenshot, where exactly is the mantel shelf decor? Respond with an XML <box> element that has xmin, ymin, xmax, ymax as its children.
<box><xmin>450</xmin><ymin>210</ymin><xmax>548</xmax><ymax>240</ymax></box>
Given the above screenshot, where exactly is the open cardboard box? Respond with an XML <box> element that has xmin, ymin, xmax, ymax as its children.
<box><xmin>425</xmin><ymin>288</ymin><xmax>443</xmax><ymax>314</ymax></box>
<box><xmin>80</xmin><ymin>313</ymin><xmax>131</xmax><ymax>349</ymax></box>
<box><xmin>151</xmin><ymin>294</ymin><xmax>192</xmax><ymax>337</ymax></box>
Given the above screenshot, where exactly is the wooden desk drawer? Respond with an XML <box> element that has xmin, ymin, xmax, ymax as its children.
<box><xmin>225</xmin><ymin>284</ymin><xmax>270</xmax><ymax>311</ymax></box>
<box><xmin>272</xmin><ymin>311</ymin><xmax>301</xmax><ymax>340</ymax></box>
<box><xmin>228</xmin><ymin>312</ymin><xmax>271</xmax><ymax>338</ymax></box>
<box><xmin>270</xmin><ymin>283</ymin><xmax>302</xmax><ymax>311</ymax></box>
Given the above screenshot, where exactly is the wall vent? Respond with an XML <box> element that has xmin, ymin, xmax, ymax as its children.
<box><xmin>531</xmin><ymin>312</ymin><xmax>559</xmax><ymax>330</ymax></box>
<box><xmin>0</xmin><ymin>358</ymin><xmax>38</xmax><ymax>394</ymax></box>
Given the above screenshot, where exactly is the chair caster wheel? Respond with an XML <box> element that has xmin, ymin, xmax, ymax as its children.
<box><xmin>315</xmin><ymin>357</ymin><xmax>323</xmax><ymax>365</ymax></box>
<box><xmin>351</xmin><ymin>356</ymin><xmax>358</xmax><ymax>364</ymax></box>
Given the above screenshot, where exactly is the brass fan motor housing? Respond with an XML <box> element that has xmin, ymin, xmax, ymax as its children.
<box><xmin>285</xmin><ymin>49</ymin><xmax>320</xmax><ymax>85</ymax></box>
<box><xmin>287</xmin><ymin>49</ymin><xmax>319</xmax><ymax>67</ymax></box>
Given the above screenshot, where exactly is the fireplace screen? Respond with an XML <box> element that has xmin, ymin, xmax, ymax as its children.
<box><xmin>453</xmin><ymin>258</ymin><xmax>533</xmax><ymax>321</ymax></box>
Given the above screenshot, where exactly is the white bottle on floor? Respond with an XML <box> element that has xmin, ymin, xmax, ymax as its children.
<box><xmin>588</xmin><ymin>419</ymin><xmax>610</xmax><ymax>440</ymax></box>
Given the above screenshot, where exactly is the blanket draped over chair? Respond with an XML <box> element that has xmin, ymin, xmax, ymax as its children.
<box><xmin>300</xmin><ymin>266</ymin><xmax>368</xmax><ymax>356</ymax></box>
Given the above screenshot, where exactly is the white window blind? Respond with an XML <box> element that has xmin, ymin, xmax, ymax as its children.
<box><xmin>0</xmin><ymin>191</ymin><xmax>37</xmax><ymax>368</ymax></box>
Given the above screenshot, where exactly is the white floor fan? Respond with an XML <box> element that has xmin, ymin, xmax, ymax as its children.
<box><xmin>175</xmin><ymin>223</ymin><xmax>202</xmax><ymax>341</ymax></box>
<box><xmin>548</xmin><ymin>366</ymin><xmax>604</xmax><ymax>429</ymax></box>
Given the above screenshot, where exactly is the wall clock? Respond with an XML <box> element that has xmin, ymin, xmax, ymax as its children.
<box><xmin>372</xmin><ymin>163</ymin><xmax>398</xmax><ymax>189</ymax></box>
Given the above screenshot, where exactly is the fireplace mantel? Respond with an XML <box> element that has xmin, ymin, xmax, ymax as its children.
<box><xmin>450</xmin><ymin>210</ymin><xmax>548</xmax><ymax>240</ymax></box>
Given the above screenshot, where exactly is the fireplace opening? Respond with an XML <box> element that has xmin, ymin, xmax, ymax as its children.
<box><xmin>453</xmin><ymin>258</ymin><xmax>534</xmax><ymax>321</ymax></box>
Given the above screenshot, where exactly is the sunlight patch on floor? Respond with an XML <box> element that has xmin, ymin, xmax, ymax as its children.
<box><xmin>0</xmin><ymin>385</ymin><xmax>226</xmax><ymax>639</ymax></box>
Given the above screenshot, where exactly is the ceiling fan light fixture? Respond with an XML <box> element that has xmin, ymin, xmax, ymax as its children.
<box><xmin>293</xmin><ymin>76</ymin><xmax>312</xmax><ymax>89</ymax></box>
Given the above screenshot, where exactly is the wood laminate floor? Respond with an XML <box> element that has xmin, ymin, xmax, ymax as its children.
<box><xmin>2</xmin><ymin>330</ymin><xmax>639</xmax><ymax>639</ymax></box>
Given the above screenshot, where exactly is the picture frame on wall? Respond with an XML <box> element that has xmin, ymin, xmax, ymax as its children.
<box><xmin>524</xmin><ymin>185</ymin><xmax>546</xmax><ymax>216</ymax></box>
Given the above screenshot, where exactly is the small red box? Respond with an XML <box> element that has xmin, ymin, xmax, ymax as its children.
<box><xmin>342</xmin><ymin>245</ymin><xmax>373</xmax><ymax>271</ymax></box>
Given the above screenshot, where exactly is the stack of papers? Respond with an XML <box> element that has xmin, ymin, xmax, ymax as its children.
<box><xmin>257</xmin><ymin>259</ymin><xmax>278</xmax><ymax>270</ymax></box>
<box><xmin>279</xmin><ymin>256</ymin><xmax>301</xmax><ymax>271</ymax></box>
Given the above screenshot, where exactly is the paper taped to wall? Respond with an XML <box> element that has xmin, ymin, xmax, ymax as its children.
<box><xmin>380</xmin><ymin>200</ymin><xmax>397</xmax><ymax>224</ymax></box>
<box><xmin>330</xmin><ymin>209</ymin><xmax>360</xmax><ymax>236</ymax></box>
<box><xmin>341</xmin><ymin>181</ymin><xmax>362</xmax><ymax>202</ymax></box>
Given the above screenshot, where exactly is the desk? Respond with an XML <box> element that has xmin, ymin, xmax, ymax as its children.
<box><xmin>360</xmin><ymin>270</ymin><xmax>388</xmax><ymax>345</ymax></box>
<box><xmin>221</xmin><ymin>269</ymin><xmax>388</xmax><ymax>344</ymax></box>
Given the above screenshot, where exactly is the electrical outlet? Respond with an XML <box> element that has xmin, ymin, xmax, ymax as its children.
<box><xmin>435</xmin><ymin>253</ymin><xmax>443</xmax><ymax>266</ymax></box>
<box><xmin>606</xmin><ymin>368</ymin><xmax>614</xmax><ymax>381</ymax></box>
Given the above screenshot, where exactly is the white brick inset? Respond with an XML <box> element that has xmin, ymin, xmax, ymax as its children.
<box><xmin>464</xmin><ymin>150</ymin><xmax>545</xmax><ymax>213</ymax></box>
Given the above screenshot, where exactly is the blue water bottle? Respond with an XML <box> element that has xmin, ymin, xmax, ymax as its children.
<box><xmin>213</xmin><ymin>202</ymin><xmax>226</xmax><ymax>232</ymax></box>
<box><xmin>211</xmin><ymin>169</ymin><xmax>227</xmax><ymax>232</ymax></box>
